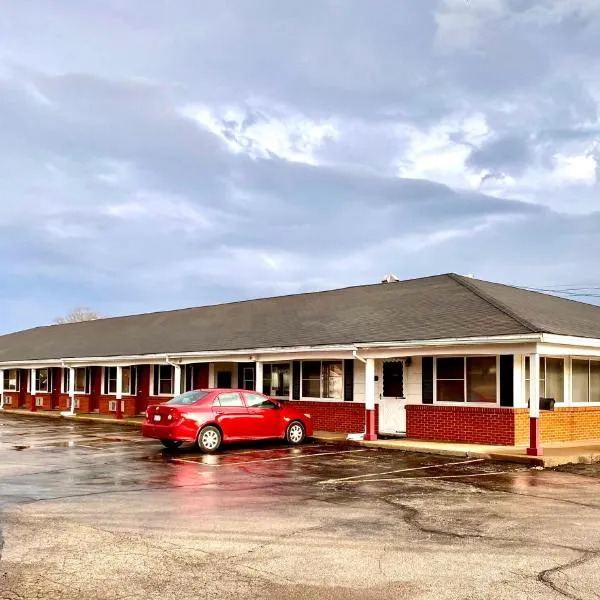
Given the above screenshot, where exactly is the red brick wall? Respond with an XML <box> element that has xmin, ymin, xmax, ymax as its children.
<box><xmin>287</xmin><ymin>401</ymin><xmax>376</xmax><ymax>434</ymax></box>
<box><xmin>406</xmin><ymin>405</ymin><xmax>517</xmax><ymax>445</ymax></box>
<box><xmin>515</xmin><ymin>407</ymin><xmax>600</xmax><ymax>444</ymax></box>
<box><xmin>97</xmin><ymin>395</ymin><xmax>138</xmax><ymax>417</ymax></box>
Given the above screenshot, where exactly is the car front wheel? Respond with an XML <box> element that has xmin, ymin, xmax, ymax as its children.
<box><xmin>286</xmin><ymin>421</ymin><xmax>306</xmax><ymax>445</ymax></box>
<box><xmin>160</xmin><ymin>439</ymin><xmax>183</xmax><ymax>450</ymax></box>
<box><xmin>197</xmin><ymin>425</ymin><xmax>222</xmax><ymax>453</ymax></box>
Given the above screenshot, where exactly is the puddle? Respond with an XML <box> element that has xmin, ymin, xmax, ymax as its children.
<box><xmin>13</xmin><ymin>445</ymin><xmax>29</xmax><ymax>451</ymax></box>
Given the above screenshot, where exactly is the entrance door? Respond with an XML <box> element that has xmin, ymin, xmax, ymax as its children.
<box><xmin>378</xmin><ymin>360</ymin><xmax>407</xmax><ymax>435</ymax></box>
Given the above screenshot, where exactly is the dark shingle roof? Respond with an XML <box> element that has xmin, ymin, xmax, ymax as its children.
<box><xmin>0</xmin><ymin>273</ymin><xmax>599</xmax><ymax>362</ymax></box>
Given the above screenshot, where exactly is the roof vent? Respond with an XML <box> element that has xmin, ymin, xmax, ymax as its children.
<box><xmin>381</xmin><ymin>274</ymin><xmax>400</xmax><ymax>283</ymax></box>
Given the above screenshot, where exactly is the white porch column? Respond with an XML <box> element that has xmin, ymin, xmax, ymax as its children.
<box><xmin>364</xmin><ymin>358</ymin><xmax>377</xmax><ymax>440</ymax></box>
<box><xmin>30</xmin><ymin>368</ymin><xmax>37</xmax><ymax>411</ymax></box>
<box><xmin>208</xmin><ymin>363</ymin><xmax>215</xmax><ymax>388</ymax></box>
<box><xmin>255</xmin><ymin>361</ymin><xmax>263</xmax><ymax>393</ymax></box>
<box><xmin>173</xmin><ymin>364</ymin><xmax>182</xmax><ymax>396</ymax></box>
<box><xmin>0</xmin><ymin>369</ymin><xmax>4</xmax><ymax>410</ymax></box>
<box><xmin>115</xmin><ymin>366</ymin><xmax>124</xmax><ymax>419</ymax></box>
<box><xmin>69</xmin><ymin>366</ymin><xmax>76</xmax><ymax>414</ymax></box>
<box><xmin>527</xmin><ymin>352</ymin><xmax>542</xmax><ymax>456</ymax></box>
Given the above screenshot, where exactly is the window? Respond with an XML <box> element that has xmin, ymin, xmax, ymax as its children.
<box><xmin>3</xmin><ymin>369</ymin><xmax>20</xmax><ymax>391</ymax></box>
<box><xmin>301</xmin><ymin>361</ymin><xmax>343</xmax><ymax>399</ymax></box>
<box><xmin>382</xmin><ymin>361</ymin><xmax>404</xmax><ymax>398</ymax></box>
<box><xmin>216</xmin><ymin>371</ymin><xmax>232</xmax><ymax>388</ymax></box>
<box><xmin>435</xmin><ymin>357</ymin><xmax>497</xmax><ymax>403</ymax></box>
<box><xmin>103</xmin><ymin>367</ymin><xmax>118</xmax><ymax>395</ymax></box>
<box><xmin>153</xmin><ymin>365</ymin><xmax>174</xmax><ymax>395</ymax></box>
<box><xmin>122</xmin><ymin>367</ymin><xmax>137</xmax><ymax>396</ymax></box>
<box><xmin>62</xmin><ymin>368</ymin><xmax>91</xmax><ymax>394</ymax></box>
<box><xmin>213</xmin><ymin>392</ymin><xmax>244</xmax><ymax>407</ymax></box>
<box><xmin>262</xmin><ymin>363</ymin><xmax>291</xmax><ymax>397</ymax></box>
<box><xmin>242</xmin><ymin>367</ymin><xmax>255</xmax><ymax>391</ymax></box>
<box><xmin>166</xmin><ymin>391</ymin><xmax>208</xmax><ymax>406</ymax></box>
<box><xmin>525</xmin><ymin>357</ymin><xmax>564</xmax><ymax>402</ymax></box>
<box><xmin>34</xmin><ymin>368</ymin><xmax>50</xmax><ymax>393</ymax></box>
<box><xmin>436</xmin><ymin>357</ymin><xmax>465</xmax><ymax>402</ymax></box>
<box><xmin>467</xmin><ymin>357</ymin><xmax>497</xmax><ymax>403</ymax></box>
<box><xmin>102</xmin><ymin>367</ymin><xmax>136</xmax><ymax>395</ymax></box>
<box><xmin>245</xmin><ymin>393</ymin><xmax>279</xmax><ymax>409</ymax></box>
<box><xmin>572</xmin><ymin>359</ymin><xmax>600</xmax><ymax>404</ymax></box>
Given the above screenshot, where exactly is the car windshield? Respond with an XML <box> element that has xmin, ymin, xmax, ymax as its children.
<box><xmin>165</xmin><ymin>391</ymin><xmax>208</xmax><ymax>406</ymax></box>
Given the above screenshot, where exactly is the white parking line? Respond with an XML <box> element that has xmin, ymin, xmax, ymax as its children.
<box><xmin>334</xmin><ymin>470</ymin><xmax>523</xmax><ymax>483</ymax></box>
<box><xmin>173</xmin><ymin>448</ymin><xmax>369</xmax><ymax>467</ymax></box>
<box><xmin>318</xmin><ymin>458</ymin><xmax>486</xmax><ymax>485</ymax></box>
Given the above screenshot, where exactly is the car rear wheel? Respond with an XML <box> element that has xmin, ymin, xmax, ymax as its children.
<box><xmin>286</xmin><ymin>421</ymin><xmax>305</xmax><ymax>445</ymax></box>
<box><xmin>160</xmin><ymin>439</ymin><xmax>183</xmax><ymax>450</ymax></box>
<box><xmin>197</xmin><ymin>425</ymin><xmax>222</xmax><ymax>453</ymax></box>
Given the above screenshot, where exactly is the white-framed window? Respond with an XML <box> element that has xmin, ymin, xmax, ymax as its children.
<box><xmin>103</xmin><ymin>366</ymin><xmax>137</xmax><ymax>395</ymax></box>
<box><xmin>434</xmin><ymin>356</ymin><xmax>498</xmax><ymax>404</ymax></box>
<box><xmin>3</xmin><ymin>369</ymin><xmax>20</xmax><ymax>392</ymax></box>
<box><xmin>262</xmin><ymin>363</ymin><xmax>291</xmax><ymax>398</ymax></box>
<box><xmin>33</xmin><ymin>368</ymin><xmax>51</xmax><ymax>393</ymax></box>
<box><xmin>572</xmin><ymin>359</ymin><xmax>600</xmax><ymax>404</ymax></box>
<box><xmin>301</xmin><ymin>361</ymin><xmax>343</xmax><ymax>399</ymax></box>
<box><xmin>242</xmin><ymin>367</ymin><xmax>255</xmax><ymax>391</ymax></box>
<box><xmin>525</xmin><ymin>357</ymin><xmax>564</xmax><ymax>403</ymax></box>
<box><xmin>62</xmin><ymin>367</ymin><xmax>91</xmax><ymax>394</ymax></box>
<box><xmin>152</xmin><ymin>365</ymin><xmax>174</xmax><ymax>396</ymax></box>
<box><xmin>184</xmin><ymin>365</ymin><xmax>194</xmax><ymax>392</ymax></box>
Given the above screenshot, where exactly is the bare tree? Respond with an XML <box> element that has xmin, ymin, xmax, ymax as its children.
<box><xmin>53</xmin><ymin>307</ymin><xmax>103</xmax><ymax>324</ymax></box>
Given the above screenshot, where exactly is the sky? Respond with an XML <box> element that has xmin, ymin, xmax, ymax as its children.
<box><xmin>0</xmin><ymin>0</ymin><xmax>599</xmax><ymax>333</ymax></box>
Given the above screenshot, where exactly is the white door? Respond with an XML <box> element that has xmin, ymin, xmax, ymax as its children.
<box><xmin>377</xmin><ymin>360</ymin><xmax>407</xmax><ymax>435</ymax></box>
<box><xmin>379</xmin><ymin>397</ymin><xmax>407</xmax><ymax>435</ymax></box>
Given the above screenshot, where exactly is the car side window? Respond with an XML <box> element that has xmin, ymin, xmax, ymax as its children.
<box><xmin>214</xmin><ymin>392</ymin><xmax>244</xmax><ymax>407</ymax></box>
<box><xmin>245</xmin><ymin>393</ymin><xmax>278</xmax><ymax>409</ymax></box>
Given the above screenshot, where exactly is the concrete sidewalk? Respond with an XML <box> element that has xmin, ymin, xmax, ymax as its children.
<box><xmin>3</xmin><ymin>408</ymin><xmax>600</xmax><ymax>467</ymax></box>
<box><xmin>314</xmin><ymin>430</ymin><xmax>600</xmax><ymax>467</ymax></box>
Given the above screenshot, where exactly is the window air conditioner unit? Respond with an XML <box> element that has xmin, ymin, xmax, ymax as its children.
<box><xmin>4</xmin><ymin>396</ymin><xmax>12</xmax><ymax>405</ymax></box>
<box><xmin>35</xmin><ymin>397</ymin><xmax>44</xmax><ymax>407</ymax></box>
<box><xmin>74</xmin><ymin>398</ymin><xmax>80</xmax><ymax>409</ymax></box>
<box><xmin>108</xmin><ymin>400</ymin><xmax>124</xmax><ymax>412</ymax></box>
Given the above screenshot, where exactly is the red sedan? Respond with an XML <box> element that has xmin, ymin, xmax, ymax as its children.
<box><xmin>142</xmin><ymin>388</ymin><xmax>313</xmax><ymax>452</ymax></box>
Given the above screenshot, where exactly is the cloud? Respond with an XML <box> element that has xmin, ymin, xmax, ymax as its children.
<box><xmin>0</xmin><ymin>1</ymin><xmax>599</xmax><ymax>332</ymax></box>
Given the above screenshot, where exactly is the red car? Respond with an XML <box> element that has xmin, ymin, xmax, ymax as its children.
<box><xmin>142</xmin><ymin>388</ymin><xmax>313</xmax><ymax>452</ymax></box>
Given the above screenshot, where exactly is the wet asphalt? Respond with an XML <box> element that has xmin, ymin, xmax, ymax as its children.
<box><xmin>1</xmin><ymin>414</ymin><xmax>600</xmax><ymax>600</ymax></box>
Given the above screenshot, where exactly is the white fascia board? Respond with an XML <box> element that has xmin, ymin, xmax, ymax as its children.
<box><xmin>356</xmin><ymin>334</ymin><xmax>543</xmax><ymax>349</ymax></box>
<box><xmin>0</xmin><ymin>345</ymin><xmax>357</xmax><ymax>369</ymax></box>
<box><xmin>539</xmin><ymin>334</ymin><xmax>600</xmax><ymax>349</ymax></box>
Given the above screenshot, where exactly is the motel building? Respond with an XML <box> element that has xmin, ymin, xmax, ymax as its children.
<box><xmin>1</xmin><ymin>273</ymin><xmax>600</xmax><ymax>456</ymax></box>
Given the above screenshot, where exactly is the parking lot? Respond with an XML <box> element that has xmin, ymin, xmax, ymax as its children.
<box><xmin>1</xmin><ymin>414</ymin><xmax>600</xmax><ymax>600</ymax></box>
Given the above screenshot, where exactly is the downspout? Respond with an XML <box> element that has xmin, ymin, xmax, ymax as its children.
<box><xmin>348</xmin><ymin>349</ymin><xmax>368</xmax><ymax>440</ymax></box>
<box><xmin>165</xmin><ymin>356</ymin><xmax>182</xmax><ymax>395</ymax></box>
<box><xmin>352</xmin><ymin>349</ymin><xmax>367</xmax><ymax>364</ymax></box>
